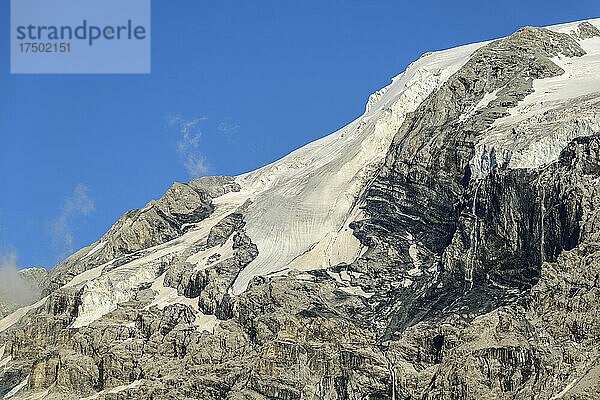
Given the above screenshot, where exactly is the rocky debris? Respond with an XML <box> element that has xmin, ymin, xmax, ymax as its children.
<box><xmin>41</xmin><ymin>181</ymin><xmax>216</xmax><ymax>296</ymax></box>
<box><xmin>380</xmin><ymin>239</ymin><xmax>600</xmax><ymax>400</ymax></box>
<box><xmin>197</xmin><ymin>231</ymin><xmax>258</xmax><ymax>318</ymax></box>
<box><xmin>206</xmin><ymin>213</ymin><xmax>245</xmax><ymax>248</ymax></box>
<box><xmin>1</xmin><ymin>296</ymin><xmax>258</xmax><ymax>399</ymax></box>
<box><xmin>163</xmin><ymin>211</ymin><xmax>258</xmax><ymax>320</ymax></box>
<box><xmin>576</xmin><ymin>21</ymin><xmax>600</xmax><ymax>39</ymax></box>
<box><xmin>188</xmin><ymin>176</ymin><xmax>241</xmax><ymax>199</ymax></box>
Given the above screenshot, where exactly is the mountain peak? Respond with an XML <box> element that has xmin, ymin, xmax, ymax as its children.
<box><xmin>2</xmin><ymin>18</ymin><xmax>600</xmax><ymax>400</ymax></box>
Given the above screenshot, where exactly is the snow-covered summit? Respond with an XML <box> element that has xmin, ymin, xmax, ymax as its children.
<box><xmin>469</xmin><ymin>18</ymin><xmax>600</xmax><ymax>179</ymax></box>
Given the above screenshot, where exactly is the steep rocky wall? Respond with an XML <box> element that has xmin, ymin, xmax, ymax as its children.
<box><xmin>348</xmin><ymin>25</ymin><xmax>592</xmax><ymax>338</ymax></box>
<box><xmin>1</xmin><ymin>23</ymin><xmax>599</xmax><ymax>400</ymax></box>
<box><xmin>41</xmin><ymin>178</ymin><xmax>239</xmax><ymax>296</ymax></box>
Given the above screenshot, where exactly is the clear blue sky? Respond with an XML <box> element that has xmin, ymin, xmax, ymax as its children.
<box><xmin>1</xmin><ymin>1</ymin><xmax>598</xmax><ymax>268</ymax></box>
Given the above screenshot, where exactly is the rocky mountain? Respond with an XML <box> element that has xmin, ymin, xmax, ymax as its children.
<box><xmin>1</xmin><ymin>18</ymin><xmax>600</xmax><ymax>400</ymax></box>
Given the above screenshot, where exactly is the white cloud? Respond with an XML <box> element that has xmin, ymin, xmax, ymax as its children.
<box><xmin>50</xmin><ymin>184</ymin><xmax>95</xmax><ymax>259</ymax></box>
<box><xmin>0</xmin><ymin>251</ymin><xmax>39</xmax><ymax>306</ymax></box>
<box><xmin>183</xmin><ymin>153</ymin><xmax>209</xmax><ymax>177</ymax></box>
<box><xmin>167</xmin><ymin>114</ymin><xmax>210</xmax><ymax>177</ymax></box>
<box><xmin>217</xmin><ymin>118</ymin><xmax>240</xmax><ymax>134</ymax></box>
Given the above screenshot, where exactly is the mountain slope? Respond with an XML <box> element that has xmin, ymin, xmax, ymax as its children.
<box><xmin>1</xmin><ymin>18</ymin><xmax>600</xmax><ymax>400</ymax></box>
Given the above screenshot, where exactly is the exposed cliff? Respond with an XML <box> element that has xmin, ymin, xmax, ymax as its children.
<box><xmin>1</xmin><ymin>19</ymin><xmax>599</xmax><ymax>400</ymax></box>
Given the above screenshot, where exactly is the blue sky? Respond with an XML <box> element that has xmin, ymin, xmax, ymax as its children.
<box><xmin>0</xmin><ymin>0</ymin><xmax>598</xmax><ymax>269</ymax></box>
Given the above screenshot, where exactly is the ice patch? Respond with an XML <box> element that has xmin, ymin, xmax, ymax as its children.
<box><xmin>293</xmin><ymin>273</ymin><xmax>315</xmax><ymax>282</ymax></box>
<box><xmin>550</xmin><ymin>378</ymin><xmax>579</xmax><ymax>400</ymax></box>
<box><xmin>0</xmin><ymin>260</ymin><xmax>115</xmax><ymax>334</ymax></box>
<box><xmin>499</xmin><ymin>29</ymin><xmax>600</xmax><ymax>124</ymax></box>
<box><xmin>64</xmin><ymin>265</ymin><xmax>105</xmax><ymax>288</ymax></box>
<box><xmin>460</xmin><ymin>88</ymin><xmax>500</xmax><ymax>122</ymax></box>
<box><xmin>340</xmin><ymin>286</ymin><xmax>374</xmax><ymax>298</ymax></box>
<box><xmin>326</xmin><ymin>270</ymin><xmax>343</xmax><ymax>284</ymax></box>
<box><xmin>408</xmin><ymin>244</ymin><xmax>421</xmax><ymax>268</ymax></box>
<box><xmin>0</xmin><ymin>297</ymin><xmax>47</xmax><ymax>334</ymax></box>
<box><xmin>339</xmin><ymin>270</ymin><xmax>351</xmax><ymax>281</ymax></box>
<box><xmin>186</xmin><ymin>236</ymin><xmax>235</xmax><ymax>271</ymax></box>
<box><xmin>147</xmin><ymin>273</ymin><xmax>218</xmax><ymax>333</ymax></box>
<box><xmin>20</xmin><ymin>388</ymin><xmax>50</xmax><ymax>400</ymax></box>
<box><xmin>231</xmin><ymin>40</ymin><xmax>486</xmax><ymax>293</ymax></box>
<box><xmin>81</xmin><ymin>380</ymin><xmax>142</xmax><ymax>400</ymax></box>
<box><xmin>470</xmin><ymin>19</ymin><xmax>600</xmax><ymax>180</ymax></box>
<box><xmin>3</xmin><ymin>376</ymin><xmax>29</xmax><ymax>399</ymax></box>
<box><xmin>401</xmin><ymin>278</ymin><xmax>413</xmax><ymax>288</ymax></box>
<box><xmin>71</xmin><ymin>199</ymin><xmax>242</xmax><ymax>328</ymax></box>
<box><xmin>85</xmin><ymin>242</ymin><xmax>105</xmax><ymax>258</ymax></box>
<box><xmin>0</xmin><ymin>355</ymin><xmax>11</xmax><ymax>370</ymax></box>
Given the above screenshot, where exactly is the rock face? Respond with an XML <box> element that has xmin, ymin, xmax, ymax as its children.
<box><xmin>40</xmin><ymin>179</ymin><xmax>238</xmax><ymax>296</ymax></box>
<box><xmin>1</xmin><ymin>19</ymin><xmax>600</xmax><ymax>400</ymax></box>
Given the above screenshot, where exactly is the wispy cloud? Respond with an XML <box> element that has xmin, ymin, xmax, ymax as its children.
<box><xmin>0</xmin><ymin>251</ymin><xmax>39</xmax><ymax>306</ymax></box>
<box><xmin>50</xmin><ymin>184</ymin><xmax>95</xmax><ymax>259</ymax></box>
<box><xmin>167</xmin><ymin>114</ymin><xmax>210</xmax><ymax>177</ymax></box>
<box><xmin>217</xmin><ymin>118</ymin><xmax>240</xmax><ymax>134</ymax></box>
